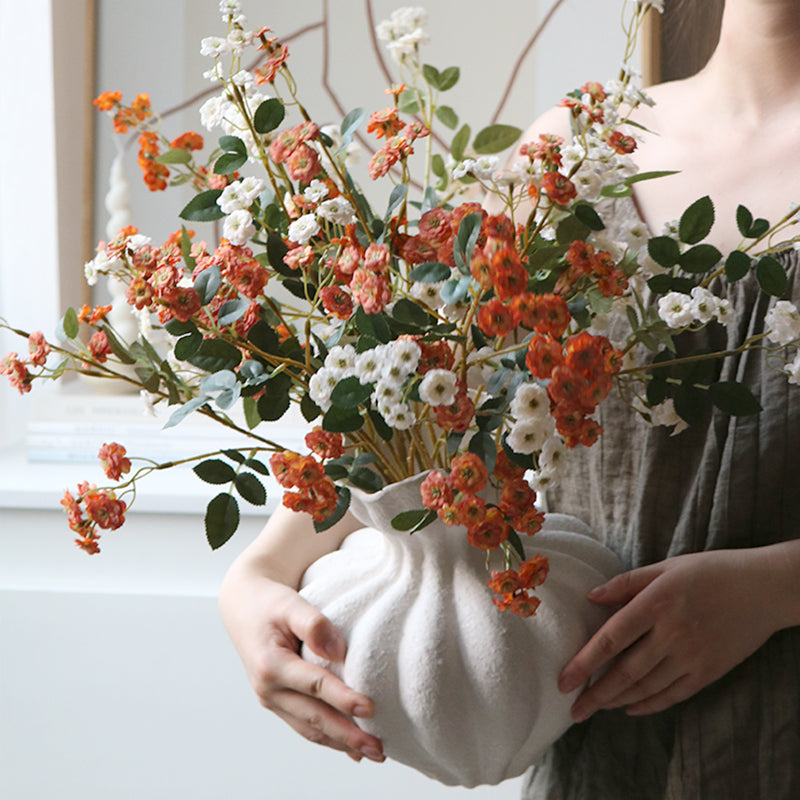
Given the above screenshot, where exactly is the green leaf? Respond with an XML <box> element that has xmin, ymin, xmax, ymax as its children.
<box><xmin>205</xmin><ymin>492</ymin><xmax>240</xmax><ymax>549</ymax></box>
<box><xmin>243</xmin><ymin>396</ymin><xmax>261</xmax><ymax>429</ymax></box>
<box><xmin>180</xmin><ymin>189</ymin><xmax>224</xmax><ymax>222</ymax></box>
<box><xmin>101</xmin><ymin>328</ymin><xmax>136</xmax><ymax>364</ymax></box>
<box><xmin>253</xmin><ymin>98</ymin><xmax>285</xmax><ymax>134</ymax></box>
<box><xmin>174</xmin><ymin>330</ymin><xmax>202</xmax><ymax>361</ymax></box>
<box><xmin>451</xmin><ymin>124</ymin><xmax>471</xmax><ymax>162</ymax></box>
<box><xmin>709</xmin><ymin>381</ymin><xmax>762</xmax><ymax>416</ymax></box>
<box><xmin>678</xmin><ymin>244</ymin><xmax>722</xmax><ymax>274</ymax></box>
<box><xmin>156</xmin><ymin>148</ymin><xmax>192</xmax><ymax>165</ymax></box>
<box><xmin>222</xmin><ymin>449</ymin><xmax>246</xmax><ymax>464</ymax></box>
<box><xmin>647</xmin><ymin>274</ymin><xmax>673</xmax><ymax>295</ymax></box>
<box><xmin>440</xmin><ymin>277</ymin><xmax>470</xmax><ymax>305</ymax></box>
<box><xmin>472</xmin><ymin>124</ymin><xmax>522</xmax><ymax>155</ymax></box>
<box><xmin>408</xmin><ymin>261</ymin><xmax>450</xmax><ymax>283</ymax></box>
<box><xmin>193</xmin><ymin>459</ymin><xmax>236</xmax><ymax>485</ymax></box>
<box><xmin>367</xmin><ymin>408</ymin><xmax>393</xmax><ymax>442</ymax></box>
<box><xmin>647</xmin><ymin>236</ymin><xmax>681</xmax><ymax>268</ymax></box>
<box><xmin>248</xmin><ymin>320</ymin><xmax>281</xmax><ymax>356</ymax></box>
<box><xmin>422</xmin><ymin>63</ymin><xmax>442</xmax><ymax>89</ymax></box>
<box><xmin>574</xmin><ymin>203</ymin><xmax>605</xmax><ymax>231</ymax></box>
<box><xmin>625</xmin><ymin>170</ymin><xmax>680</xmax><ymax>186</ymax></box>
<box><xmin>435</xmin><ymin>105</ymin><xmax>458</xmax><ymax>130</ymax></box>
<box><xmin>755</xmin><ymin>256</ymin><xmax>788</xmax><ymax>297</ymax></box>
<box><xmin>673</xmin><ymin>383</ymin><xmax>710</xmax><ymax>426</ymax></box>
<box><xmin>322</xmin><ymin>405</ymin><xmax>364</xmax><ymax>433</ymax></box>
<box><xmin>234</xmin><ymin>473</ymin><xmax>267</xmax><ymax>506</ymax></box>
<box><xmin>218</xmin><ymin>298</ymin><xmax>250</xmax><ymax>326</ymax></box>
<box><xmin>60</xmin><ymin>307</ymin><xmax>79</xmax><ymax>340</ymax></box>
<box><xmin>454</xmin><ymin>212</ymin><xmax>483</xmax><ymax>272</ymax></box>
<box><xmin>391</xmin><ymin>508</ymin><xmax>437</xmax><ymax>533</ymax></box>
<box><xmin>256</xmin><ymin>373</ymin><xmax>292</xmax><ymax>421</ymax></box>
<box><xmin>392</xmin><ymin>298</ymin><xmax>433</xmax><ymax>328</ymax></box>
<box><xmin>431</xmin><ymin>154</ymin><xmax>446</xmax><ymax>180</ymax></box>
<box><xmin>556</xmin><ymin>215</ymin><xmax>590</xmax><ymax>245</ymax></box>
<box><xmin>314</xmin><ymin>487</ymin><xmax>351</xmax><ymax>533</ymax></box>
<box><xmin>301</xmin><ymin>392</ymin><xmax>321</xmax><ymax>422</ymax></box>
<box><xmin>736</xmin><ymin>205</ymin><xmax>753</xmax><ymax>238</ymax></box>
<box><xmin>165</xmin><ymin>319</ymin><xmax>198</xmax><ymax>337</ymax></box>
<box><xmin>385</xmin><ymin>183</ymin><xmax>407</xmax><ymax>221</ymax></box>
<box><xmin>330</xmin><ymin>375</ymin><xmax>372</xmax><ymax>408</ymax></box>
<box><xmin>397</xmin><ymin>91</ymin><xmax>420</xmax><ymax>115</ymax></box>
<box><xmin>725</xmin><ymin>250</ymin><xmax>751</xmax><ymax>283</ymax></box>
<box><xmin>180</xmin><ymin>226</ymin><xmax>196</xmax><ymax>271</ymax></box>
<box><xmin>678</xmin><ymin>195</ymin><xmax>715</xmax><ymax>245</ymax></box>
<box><xmin>244</xmin><ymin>458</ymin><xmax>269</xmax><ymax>475</ymax></box>
<box><xmin>186</xmin><ymin>338</ymin><xmax>242</xmax><ymax>373</ymax></box>
<box><xmin>438</xmin><ymin>66</ymin><xmax>460</xmax><ymax>91</ymax></box>
<box><xmin>213</xmin><ymin>151</ymin><xmax>247</xmax><ymax>176</ymax></box>
<box><xmin>348</xmin><ymin>467</ymin><xmax>383</xmax><ymax>493</ymax></box>
<box><xmin>194</xmin><ymin>264</ymin><xmax>222</xmax><ymax>304</ymax></box>
<box><xmin>218</xmin><ymin>135</ymin><xmax>246</xmax><ymax>155</ymax></box>
<box><xmin>468</xmin><ymin>431</ymin><xmax>497</xmax><ymax>475</ymax></box>
<box><xmin>339</xmin><ymin>107</ymin><xmax>367</xmax><ymax>150</ymax></box>
<box><xmin>163</xmin><ymin>395</ymin><xmax>208</xmax><ymax>428</ymax></box>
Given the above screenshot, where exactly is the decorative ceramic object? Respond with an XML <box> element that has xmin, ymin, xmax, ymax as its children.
<box><xmin>299</xmin><ymin>474</ymin><xmax>621</xmax><ymax>787</ymax></box>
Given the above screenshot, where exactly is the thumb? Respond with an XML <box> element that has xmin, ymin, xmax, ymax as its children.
<box><xmin>287</xmin><ymin>596</ymin><xmax>346</xmax><ymax>662</ymax></box>
<box><xmin>587</xmin><ymin>563</ymin><xmax>662</xmax><ymax>605</ymax></box>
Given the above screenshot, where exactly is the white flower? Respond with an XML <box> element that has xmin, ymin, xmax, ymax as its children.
<box><xmin>688</xmin><ymin>286</ymin><xmax>718</xmax><ymax>325</ymax></box>
<box><xmin>765</xmin><ymin>300</ymin><xmax>800</xmax><ymax>345</ymax></box>
<box><xmin>471</xmin><ymin>155</ymin><xmax>499</xmax><ymax>181</ymax></box>
<box><xmin>309</xmin><ymin>368</ymin><xmax>338</xmax><ymax>412</ymax></box>
<box><xmin>373</xmin><ymin>379</ymin><xmax>401</xmax><ymax>407</ymax></box>
<box><xmin>715</xmin><ymin>297</ymin><xmax>732</xmax><ymax>326</ymax></box>
<box><xmin>539</xmin><ymin>436</ymin><xmax>566</xmax><ymax>474</ymax></box>
<box><xmin>317</xmin><ymin>197</ymin><xmax>356</xmax><ymax>226</ymax></box>
<box><xmin>786</xmin><ymin>351</ymin><xmax>800</xmax><ymax>385</ymax></box>
<box><xmin>288</xmin><ymin>213</ymin><xmax>321</xmax><ymax>245</ymax></box>
<box><xmin>354</xmin><ymin>348</ymin><xmax>385</xmax><ymax>385</ymax></box>
<box><xmin>381</xmin><ymin>401</ymin><xmax>416</xmax><ymax>430</ymax></box>
<box><xmin>227</xmin><ymin>28</ymin><xmax>253</xmax><ymax>55</ymax></box>
<box><xmin>418</xmin><ymin>369</ymin><xmax>458</xmax><ymax>407</ymax></box>
<box><xmin>410</xmin><ymin>281</ymin><xmax>444</xmax><ymax>308</ymax></box>
<box><xmin>219</xmin><ymin>0</ymin><xmax>241</xmax><ymax>18</ymax></box>
<box><xmin>388</xmin><ymin>339</ymin><xmax>421</xmax><ymax>375</ymax></box>
<box><xmin>200</xmin><ymin>36</ymin><xmax>230</xmax><ymax>57</ymax></box>
<box><xmin>507</xmin><ymin>418</ymin><xmax>553</xmax><ymax>455</ymax></box>
<box><xmin>218</xmin><ymin>177</ymin><xmax>266</xmax><ymax>214</ymax></box>
<box><xmin>466</xmin><ymin>346</ymin><xmax>495</xmax><ymax>387</ymax></box>
<box><xmin>303</xmin><ymin>179</ymin><xmax>329</xmax><ymax>204</ymax></box>
<box><xmin>231</xmin><ymin>69</ymin><xmax>255</xmax><ymax>90</ymax></box>
<box><xmin>617</xmin><ymin>218</ymin><xmax>649</xmax><ymax>251</ymax></box>
<box><xmin>647</xmin><ymin>398</ymin><xmax>689</xmax><ymax>435</ymax></box>
<box><xmin>126</xmin><ymin>234</ymin><xmax>152</xmax><ymax>252</ymax></box>
<box><xmin>573</xmin><ymin>169</ymin><xmax>603</xmax><ymax>202</ymax></box>
<box><xmin>222</xmin><ymin>209</ymin><xmax>255</xmax><ymax>246</ymax></box>
<box><xmin>510</xmin><ymin>383</ymin><xmax>550</xmax><ymax>422</ymax></box>
<box><xmin>324</xmin><ymin>345</ymin><xmax>356</xmax><ymax>379</ymax></box>
<box><xmin>139</xmin><ymin>389</ymin><xmax>158</xmax><ymax>417</ymax></box>
<box><xmin>658</xmin><ymin>291</ymin><xmax>694</xmax><ymax>329</ymax></box>
<box><xmin>84</xmin><ymin>249</ymin><xmax>121</xmax><ymax>285</ymax></box>
<box><xmin>203</xmin><ymin>63</ymin><xmax>226</xmax><ymax>83</ymax></box>
<box><xmin>199</xmin><ymin>94</ymin><xmax>228</xmax><ymax>130</ymax></box>
<box><xmin>528</xmin><ymin>469</ymin><xmax>558</xmax><ymax>493</ymax></box>
<box><xmin>452</xmin><ymin>159</ymin><xmax>475</xmax><ymax>180</ymax></box>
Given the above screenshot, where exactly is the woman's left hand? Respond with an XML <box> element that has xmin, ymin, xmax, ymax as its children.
<box><xmin>558</xmin><ymin>547</ymin><xmax>797</xmax><ymax>720</ymax></box>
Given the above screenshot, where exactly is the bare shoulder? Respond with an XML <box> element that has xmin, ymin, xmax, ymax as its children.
<box><xmin>517</xmin><ymin>104</ymin><xmax>574</xmax><ymax>143</ymax></box>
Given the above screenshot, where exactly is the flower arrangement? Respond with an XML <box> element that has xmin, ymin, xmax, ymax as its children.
<box><xmin>3</xmin><ymin>1</ymin><xmax>800</xmax><ymax>616</ymax></box>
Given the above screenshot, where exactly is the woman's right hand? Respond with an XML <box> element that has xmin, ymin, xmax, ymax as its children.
<box><xmin>219</xmin><ymin>556</ymin><xmax>385</xmax><ymax>763</ymax></box>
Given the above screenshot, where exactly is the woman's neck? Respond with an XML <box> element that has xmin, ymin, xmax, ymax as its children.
<box><xmin>697</xmin><ymin>0</ymin><xmax>800</xmax><ymax>121</ymax></box>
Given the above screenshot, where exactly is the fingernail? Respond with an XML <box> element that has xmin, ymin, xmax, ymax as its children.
<box><xmin>361</xmin><ymin>746</ymin><xmax>385</xmax><ymax>762</ymax></box>
<box><xmin>559</xmin><ymin>673</ymin><xmax>579</xmax><ymax>694</ymax></box>
<box><xmin>347</xmin><ymin>751</ymin><xmax>363</xmax><ymax>763</ymax></box>
<box><xmin>353</xmin><ymin>704</ymin><xmax>372</xmax><ymax>718</ymax></box>
<box><xmin>323</xmin><ymin>633</ymin><xmax>345</xmax><ymax>660</ymax></box>
<box><xmin>571</xmin><ymin>702</ymin><xmax>592</xmax><ymax>723</ymax></box>
<box><xmin>587</xmin><ymin>585</ymin><xmax>605</xmax><ymax>600</ymax></box>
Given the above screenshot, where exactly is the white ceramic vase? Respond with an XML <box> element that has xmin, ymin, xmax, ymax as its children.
<box><xmin>299</xmin><ymin>473</ymin><xmax>621</xmax><ymax>787</ymax></box>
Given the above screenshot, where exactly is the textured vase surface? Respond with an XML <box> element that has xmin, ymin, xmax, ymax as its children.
<box><xmin>299</xmin><ymin>473</ymin><xmax>621</xmax><ymax>787</ymax></box>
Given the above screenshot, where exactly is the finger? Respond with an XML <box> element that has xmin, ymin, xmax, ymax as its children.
<box><xmin>273</xmin><ymin>691</ymin><xmax>385</xmax><ymax>762</ymax></box>
<box><xmin>602</xmin><ymin>658</ymin><xmax>685</xmax><ymax>709</ymax></box>
<box><xmin>285</xmin><ymin>597</ymin><xmax>347</xmax><ymax>662</ymax></box>
<box><xmin>558</xmin><ymin>603</ymin><xmax>652</xmax><ymax>694</ymax></box>
<box><xmin>275</xmin><ymin>708</ymin><xmax>367</xmax><ymax>762</ymax></box>
<box><xmin>567</xmin><ymin>633</ymin><xmax>665</xmax><ymax>718</ymax></box>
<box><xmin>263</xmin><ymin>647</ymin><xmax>376</xmax><ymax>720</ymax></box>
<box><xmin>625</xmin><ymin>673</ymin><xmax>695</xmax><ymax>716</ymax></box>
<box><xmin>587</xmin><ymin>564</ymin><xmax>663</xmax><ymax>606</ymax></box>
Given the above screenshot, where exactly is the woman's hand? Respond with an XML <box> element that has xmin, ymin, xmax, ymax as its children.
<box><xmin>219</xmin><ymin>569</ymin><xmax>385</xmax><ymax>763</ymax></box>
<box><xmin>558</xmin><ymin>545</ymin><xmax>800</xmax><ymax>720</ymax></box>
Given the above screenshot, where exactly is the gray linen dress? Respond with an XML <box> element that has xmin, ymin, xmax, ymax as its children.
<box><xmin>522</xmin><ymin>247</ymin><xmax>800</xmax><ymax>799</ymax></box>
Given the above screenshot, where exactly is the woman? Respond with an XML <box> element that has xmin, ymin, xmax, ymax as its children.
<box><xmin>219</xmin><ymin>0</ymin><xmax>800</xmax><ymax>794</ymax></box>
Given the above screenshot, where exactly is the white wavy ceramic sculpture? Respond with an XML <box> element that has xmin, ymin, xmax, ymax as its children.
<box><xmin>299</xmin><ymin>473</ymin><xmax>621</xmax><ymax>787</ymax></box>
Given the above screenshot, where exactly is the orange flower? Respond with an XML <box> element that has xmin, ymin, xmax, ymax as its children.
<box><xmin>434</xmin><ymin>390</ymin><xmax>475</xmax><ymax>434</ymax></box>
<box><xmin>93</xmin><ymin>90</ymin><xmax>122</xmax><ymax>111</ymax></box>
<box><xmin>449</xmin><ymin>452</ymin><xmax>488</xmax><ymax>494</ymax></box>
<box><xmin>84</xmin><ymin>489</ymin><xmax>127</xmax><ymax>530</ymax></box>
<box><xmin>519</xmin><ymin>554</ymin><xmax>550</xmax><ymax>588</ymax></box>
<box><xmin>541</xmin><ymin>171</ymin><xmax>576</xmax><ymax>206</ymax></box>
<box><xmin>87</xmin><ymin>331</ymin><xmax>111</xmax><ymax>363</ymax></box>
<box><xmin>499</xmin><ymin>478</ymin><xmax>536</xmax><ymax>516</ymax></box>
<box><xmin>456</xmin><ymin>494</ymin><xmax>487</xmax><ymax>529</ymax></box>
<box><xmin>467</xmin><ymin>507</ymin><xmax>508</xmax><ymax>551</ymax></box>
<box><xmin>489</xmin><ymin>247</ymin><xmax>529</xmax><ymax>300</ymax></box>
<box><xmin>477</xmin><ymin>298</ymin><xmax>515</xmax><ymax>338</ymax></box>
<box><xmin>286</xmin><ymin>455</ymin><xmax>326</xmax><ymax>489</ymax></box>
<box><xmin>170</xmin><ymin>131</ymin><xmax>204</xmax><ymax>151</ymax></box>
<box><xmin>98</xmin><ymin>442</ymin><xmax>131</xmax><ymax>481</ymax></box>
<box><xmin>320</xmin><ymin>286</ymin><xmax>354</xmax><ymax>320</ymax></box>
<box><xmin>418</xmin><ymin>207</ymin><xmax>453</xmax><ymax>246</ymax></box>
<box><xmin>367</xmin><ymin>107</ymin><xmax>404</xmax><ymax>139</ymax></box>
<box><xmin>607</xmin><ymin>130</ymin><xmax>637</xmax><ymax>154</ymax></box>
<box><xmin>305</xmin><ymin>428</ymin><xmax>344</xmax><ymax>460</ymax></box>
<box><xmin>526</xmin><ymin>334</ymin><xmax>564</xmax><ymax>379</ymax></box>
<box><xmin>270</xmin><ymin>451</ymin><xmax>301</xmax><ymax>487</ymax></box>
<box><xmin>513</xmin><ymin>508</ymin><xmax>546</xmax><ymax>537</ymax></box>
<box><xmin>420</xmin><ymin>471</ymin><xmax>454</xmax><ymax>510</ymax></box>
<box><xmin>493</xmin><ymin>451</ymin><xmax>526</xmax><ymax>481</ymax></box>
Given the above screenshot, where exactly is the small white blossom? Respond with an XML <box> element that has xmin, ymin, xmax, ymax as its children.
<box><xmin>419</xmin><ymin>368</ymin><xmax>458</xmax><ymax>407</ymax></box>
<box><xmin>381</xmin><ymin>401</ymin><xmax>416</xmax><ymax>430</ymax></box>
<box><xmin>539</xmin><ymin>436</ymin><xmax>567</xmax><ymax>474</ymax></box>
<box><xmin>466</xmin><ymin>346</ymin><xmax>495</xmax><ymax>387</ymax></box>
<box><xmin>647</xmin><ymin>398</ymin><xmax>689</xmax><ymax>435</ymax></box>
<box><xmin>573</xmin><ymin>170</ymin><xmax>603</xmax><ymax>202</ymax></box>
<box><xmin>388</xmin><ymin>339</ymin><xmax>421</xmax><ymax>375</ymax></box>
<box><xmin>199</xmin><ymin>94</ymin><xmax>229</xmax><ymax>130</ymax></box>
<box><xmin>410</xmin><ymin>281</ymin><xmax>444</xmax><ymax>308</ymax></box>
<box><xmin>309</xmin><ymin>368</ymin><xmax>338</xmax><ymax>412</ymax></box>
<box><xmin>218</xmin><ymin>177</ymin><xmax>265</xmax><ymax>213</ymax></box>
<box><xmin>140</xmin><ymin>389</ymin><xmax>158</xmax><ymax>417</ymax></box>
<box><xmin>510</xmin><ymin>383</ymin><xmax>550</xmax><ymax>422</ymax></box>
<box><xmin>617</xmin><ymin>218</ymin><xmax>649</xmax><ymax>251</ymax></box>
<box><xmin>317</xmin><ymin>197</ymin><xmax>356</xmax><ymax>226</ymax></box>
<box><xmin>765</xmin><ymin>300</ymin><xmax>800</xmax><ymax>345</ymax></box>
<box><xmin>231</xmin><ymin>69</ymin><xmax>255</xmax><ymax>90</ymax></box>
<box><xmin>126</xmin><ymin>234</ymin><xmax>152</xmax><ymax>252</ymax></box>
<box><xmin>471</xmin><ymin>155</ymin><xmax>500</xmax><ymax>181</ymax></box>
<box><xmin>219</xmin><ymin>0</ymin><xmax>242</xmax><ymax>18</ymax></box>
<box><xmin>222</xmin><ymin>209</ymin><xmax>255</xmax><ymax>246</ymax></box>
<box><xmin>452</xmin><ymin>159</ymin><xmax>475</xmax><ymax>180</ymax></box>
<box><xmin>227</xmin><ymin>28</ymin><xmax>253</xmax><ymax>55</ymax></box>
<box><xmin>288</xmin><ymin>213</ymin><xmax>321</xmax><ymax>245</ymax></box>
<box><xmin>373</xmin><ymin>380</ymin><xmax>402</xmax><ymax>407</ymax></box>
<box><xmin>303</xmin><ymin>179</ymin><xmax>329</xmax><ymax>204</ymax></box>
<box><xmin>786</xmin><ymin>351</ymin><xmax>800</xmax><ymax>385</ymax></box>
<box><xmin>689</xmin><ymin>286</ymin><xmax>718</xmax><ymax>325</ymax></box>
<box><xmin>507</xmin><ymin>418</ymin><xmax>553</xmax><ymax>455</ymax></box>
<box><xmin>200</xmin><ymin>36</ymin><xmax>230</xmax><ymax>57</ymax></box>
<box><xmin>324</xmin><ymin>345</ymin><xmax>357</xmax><ymax>379</ymax></box>
<box><xmin>715</xmin><ymin>297</ymin><xmax>732</xmax><ymax>326</ymax></box>
<box><xmin>354</xmin><ymin>348</ymin><xmax>385</xmax><ymax>385</ymax></box>
<box><xmin>658</xmin><ymin>291</ymin><xmax>695</xmax><ymax>329</ymax></box>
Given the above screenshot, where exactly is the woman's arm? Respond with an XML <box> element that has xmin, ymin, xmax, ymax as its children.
<box><xmin>218</xmin><ymin>505</ymin><xmax>386</xmax><ymax>763</ymax></box>
<box><xmin>557</xmin><ymin>540</ymin><xmax>800</xmax><ymax>720</ymax></box>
